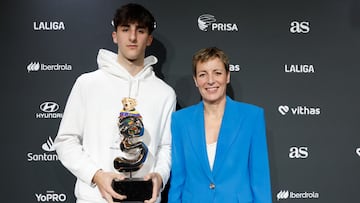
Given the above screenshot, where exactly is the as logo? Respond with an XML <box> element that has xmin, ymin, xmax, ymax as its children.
<box><xmin>289</xmin><ymin>146</ymin><xmax>308</xmax><ymax>158</ymax></box>
<box><xmin>229</xmin><ymin>64</ymin><xmax>240</xmax><ymax>72</ymax></box>
<box><xmin>290</xmin><ymin>21</ymin><xmax>310</xmax><ymax>33</ymax></box>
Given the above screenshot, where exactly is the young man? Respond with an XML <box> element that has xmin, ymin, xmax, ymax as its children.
<box><xmin>54</xmin><ymin>3</ymin><xmax>176</xmax><ymax>203</ymax></box>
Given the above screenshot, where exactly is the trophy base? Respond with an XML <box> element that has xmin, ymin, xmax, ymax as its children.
<box><xmin>112</xmin><ymin>178</ymin><xmax>153</xmax><ymax>202</ymax></box>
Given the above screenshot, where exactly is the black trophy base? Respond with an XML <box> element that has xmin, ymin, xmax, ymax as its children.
<box><xmin>112</xmin><ymin>178</ymin><xmax>153</xmax><ymax>202</ymax></box>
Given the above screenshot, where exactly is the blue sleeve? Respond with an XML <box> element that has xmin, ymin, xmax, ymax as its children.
<box><xmin>168</xmin><ymin>114</ymin><xmax>185</xmax><ymax>203</ymax></box>
<box><xmin>250</xmin><ymin>109</ymin><xmax>272</xmax><ymax>203</ymax></box>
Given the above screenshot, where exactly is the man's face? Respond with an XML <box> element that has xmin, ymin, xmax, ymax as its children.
<box><xmin>112</xmin><ymin>22</ymin><xmax>153</xmax><ymax>62</ymax></box>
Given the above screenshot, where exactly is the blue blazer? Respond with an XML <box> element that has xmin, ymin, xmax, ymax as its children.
<box><xmin>168</xmin><ymin>96</ymin><xmax>272</xmax><ymax>203</ymax></box>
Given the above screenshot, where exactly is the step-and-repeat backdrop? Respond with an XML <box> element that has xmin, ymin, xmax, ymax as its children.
<box><xmin>1</xmin><ymin>0</ymin><xmax>360</xmax><ymax>202</ymax></box>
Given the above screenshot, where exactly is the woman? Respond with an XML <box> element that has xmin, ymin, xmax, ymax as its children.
<box><xmin>168</xmin><ymin>47</ymin><xmax>272</xmax><ymax>203</ymax></box>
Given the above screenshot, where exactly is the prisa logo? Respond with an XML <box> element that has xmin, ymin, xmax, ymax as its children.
<box><xmin>197</xmin><ymin>14</ymin><xmax>238</xmax><ymax>32</ymax></box>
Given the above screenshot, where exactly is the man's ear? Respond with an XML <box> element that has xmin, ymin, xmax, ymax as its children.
<box><xmin>146</xmin><ymin>35</ymin><xmax>153</xmax><ymax>46</ymax></box>
<box><xmin>193</xmin><ymin>76</ymin><xmax>198</xmax><ymax>87</ymax></box>
<box><xmin>112</xmin><ymin>31</ymin><xmax>118</xmax><ymax>44</ymax></box>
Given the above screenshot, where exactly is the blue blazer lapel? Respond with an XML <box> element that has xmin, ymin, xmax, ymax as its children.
<box><xmin>188</xmin><ymin>102</ymin><xmax>213</xmax><ymax>178</ymax></box>
<box><xmin>212</xmin><ymin>97</ymin><xmax>244</xmax><ymax>175</ymax></box>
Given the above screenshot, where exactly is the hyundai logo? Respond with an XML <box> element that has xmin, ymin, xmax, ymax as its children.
<box><xmin>40</xmin><ymin>102</ymin><xmax>59</xmax><ymax>113</ymax></box>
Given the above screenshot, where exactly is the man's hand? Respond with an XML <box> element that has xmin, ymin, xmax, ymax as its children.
<box><xmin>144</xmin><ymin>172</ymin><xmax>163</xmax><ymax>203</ymax></box>
<box><xmin>92</xmin><ymin>170</ymin><xmax>127</xmax><ymax>203</ymax></box>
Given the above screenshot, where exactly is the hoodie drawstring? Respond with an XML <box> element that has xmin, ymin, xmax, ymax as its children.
<box><xmin>128</xmin><ymin>79</ymin><xmax>140</xmax><ymax>98</ymax></box>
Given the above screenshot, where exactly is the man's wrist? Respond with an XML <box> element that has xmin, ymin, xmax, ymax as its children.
<box><xmin>91</xmin><ymin>169</ymin><xmax>103</xmax><ymax>187</ymax></box>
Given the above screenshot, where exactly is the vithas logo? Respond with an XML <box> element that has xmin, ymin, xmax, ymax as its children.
<box><xmin>278</xmin><ymin>105</ymin><xmax>289</xmax><ymax>115</ymax></box>
<box><xmin>278</xmin><ymin>105</ymin><xmax>320</xmax><ymax>116</ymax></box>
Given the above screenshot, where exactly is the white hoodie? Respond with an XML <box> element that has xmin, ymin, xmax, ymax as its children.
<box><xmin>55</xmin><ymin>49</ymin><xmax>176</xmax><ymax>203</ymax></box>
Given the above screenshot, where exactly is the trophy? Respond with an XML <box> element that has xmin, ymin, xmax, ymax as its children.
<box><xmin>112</xmin><ymin>98</ymin><xmax>153</xmax><ymax>202</ymax></box>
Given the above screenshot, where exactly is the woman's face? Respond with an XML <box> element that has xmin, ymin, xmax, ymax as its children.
<box><xmin>193</xmin><ymin>57</ymin><xmax>230</xmax><ymax>104</ymax></box>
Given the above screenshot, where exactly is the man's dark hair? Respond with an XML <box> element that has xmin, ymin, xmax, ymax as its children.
<box><xmin>113</xmin><ymin>3</ymin><xmax>156</xmax><ymax>34</ymax></box>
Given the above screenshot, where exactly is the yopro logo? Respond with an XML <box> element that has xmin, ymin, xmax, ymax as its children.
<box><xmin>35</xmin><ymin>190</ymin><xmax>67</xmax><ymax>202</ymax></box>
<box><xmin>197</xmin><ymin>14</ymin><xmax>238</xmax><ymax>32</ymax></box>
<box><xmin>278</xmin><ymin>105</ymin><xmax>321</xmax><ymax>116</ymax></box>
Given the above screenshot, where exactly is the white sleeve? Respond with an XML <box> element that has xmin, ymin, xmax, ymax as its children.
<box><xmin>153</xmin><ymin>91</ymin><xmax>176</xmax><ymax>189</ymax></box>
<box><xmin>54</xmin><ymin>76</ymin><xmax>100</xmax><ymax>186</ymax></box>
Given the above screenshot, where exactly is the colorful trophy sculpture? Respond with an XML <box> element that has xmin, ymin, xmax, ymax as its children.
<box><xmin>112</xmin><ymin>98</ymin><xmax>152</xmax><ymax>201</ymax></box>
